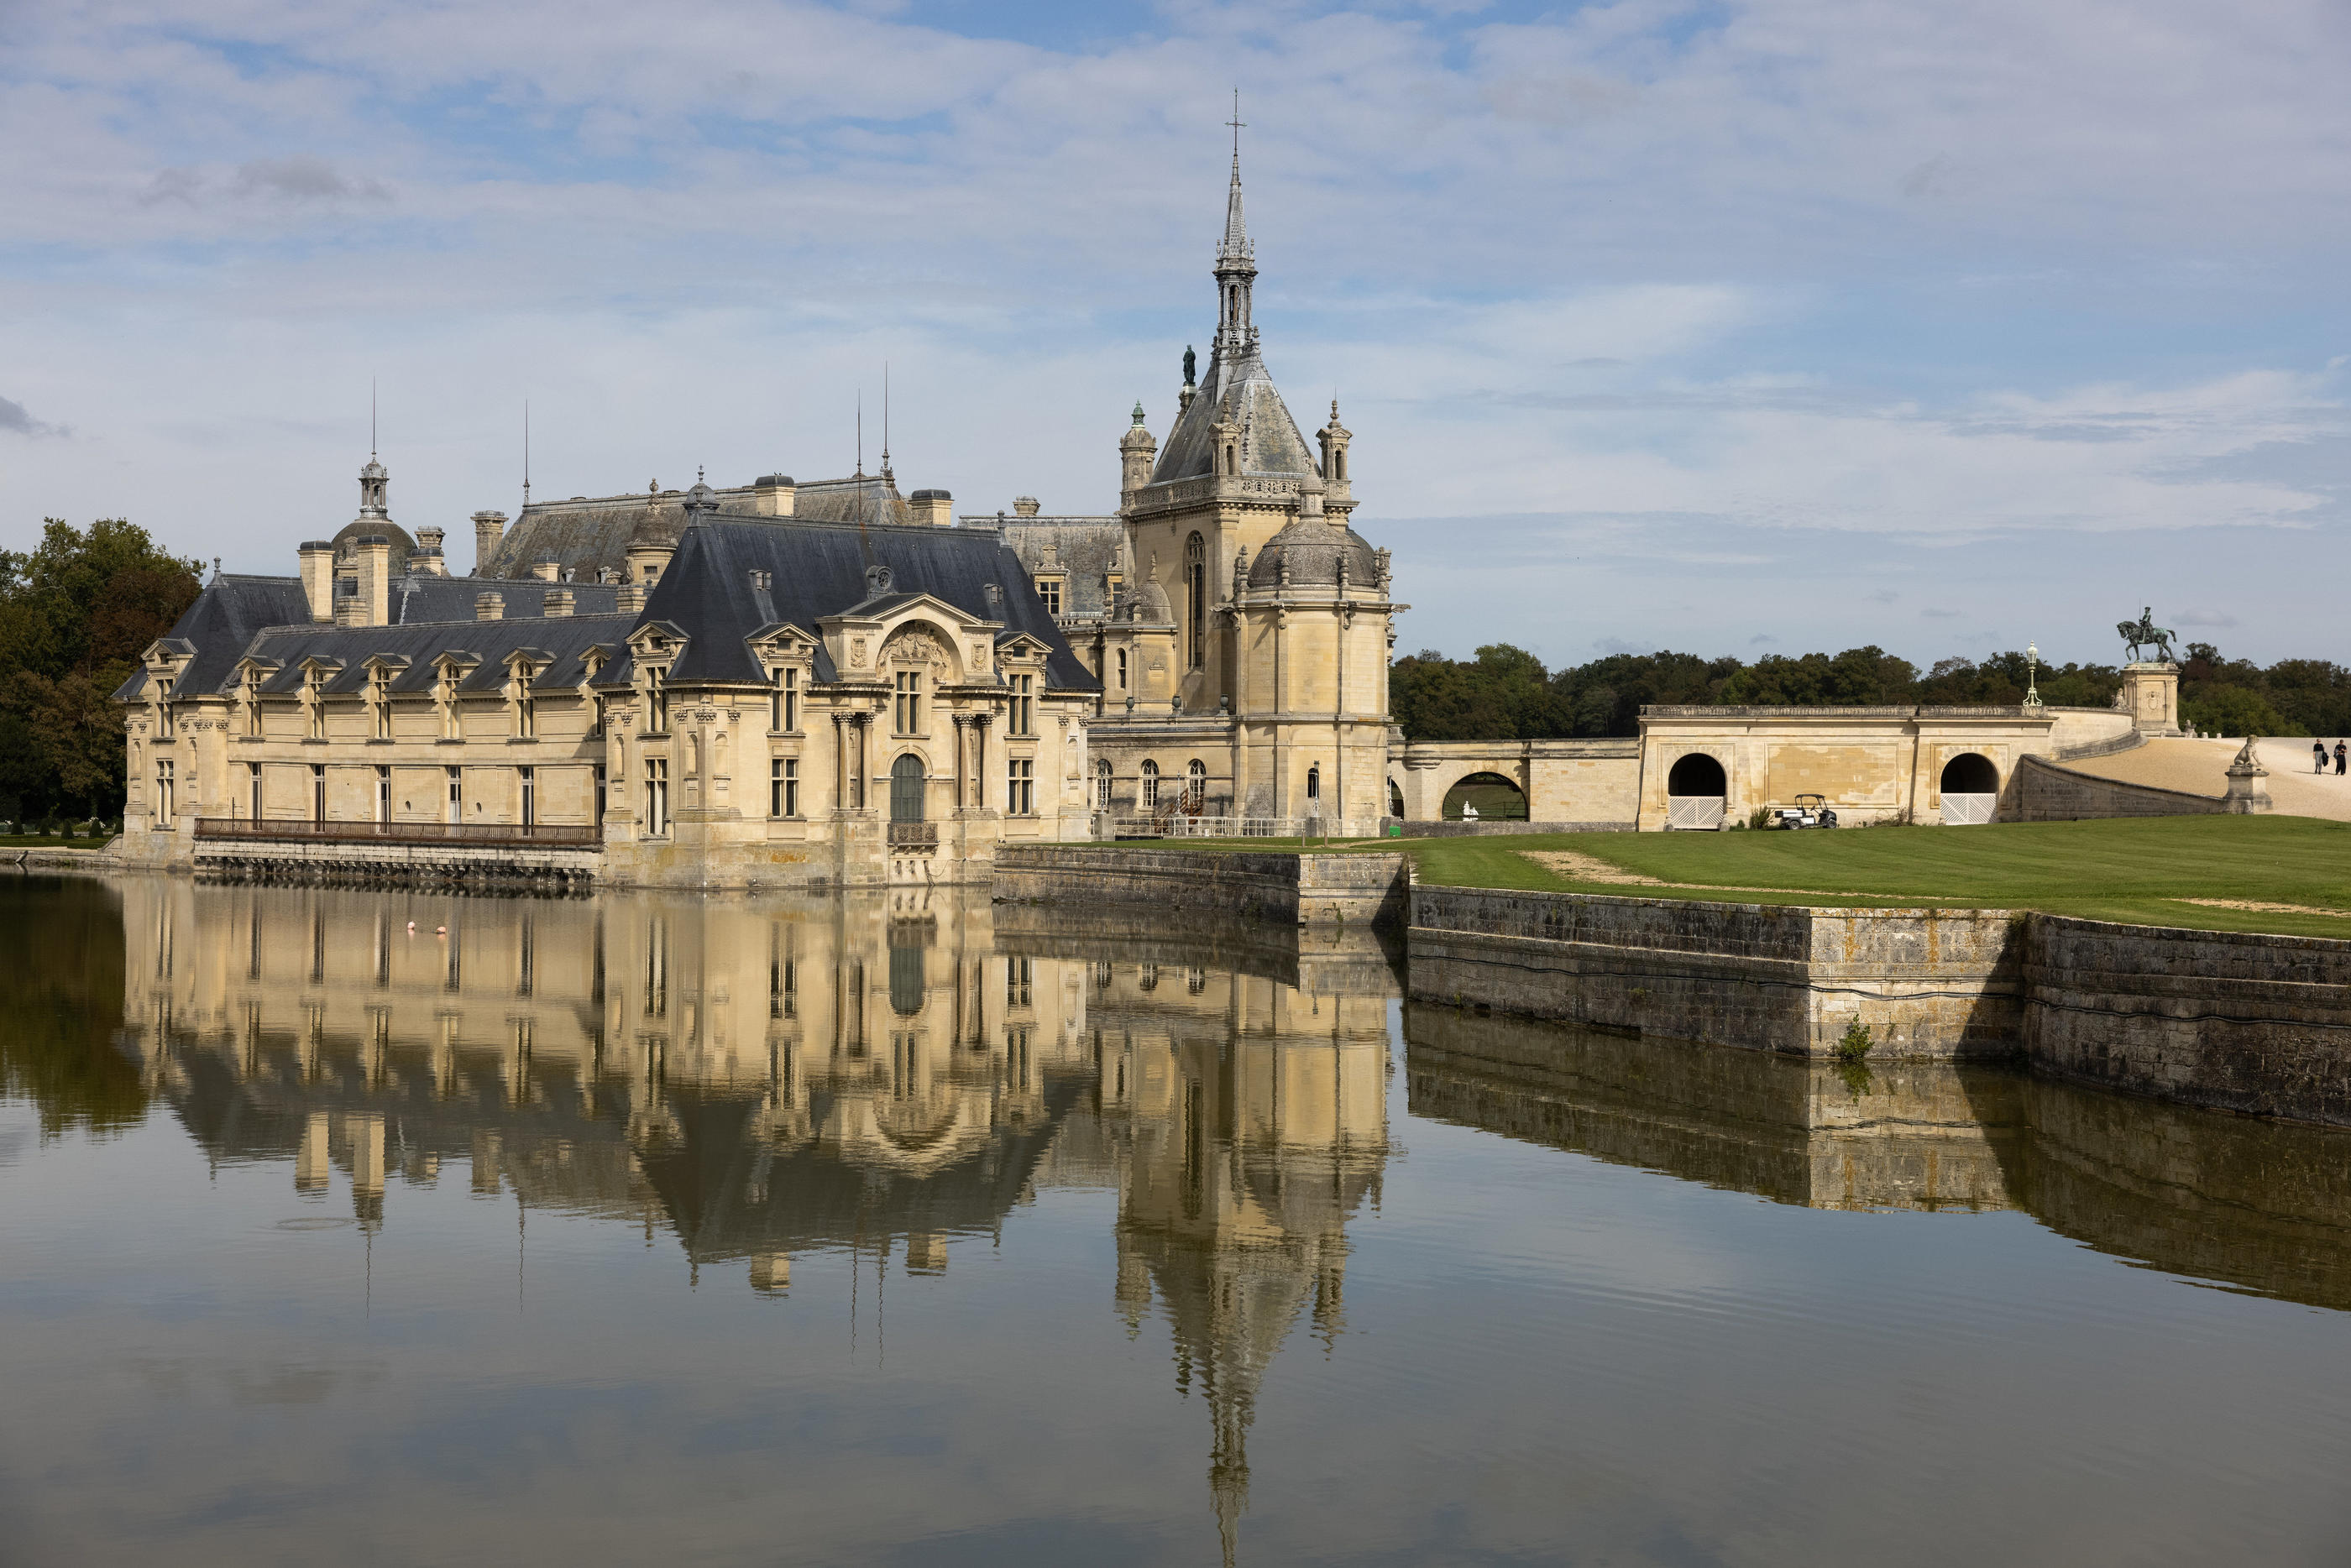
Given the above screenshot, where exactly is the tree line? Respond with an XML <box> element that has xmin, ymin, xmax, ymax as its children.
<box><xmin>1390</xmin><ymin>642</ymin><xmax>2351</xmax><ymax>741</ymax></box>
<box><xmin>0</xmin><ymin>519</ymin><xmax>202</xmax><ymax>823</ymax></box>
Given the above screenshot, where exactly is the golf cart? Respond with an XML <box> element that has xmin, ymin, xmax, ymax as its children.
<box><xmin>1772</xmin><ymin>794</ymin><xmax>1838</xmax><ymax>830</ymax></box>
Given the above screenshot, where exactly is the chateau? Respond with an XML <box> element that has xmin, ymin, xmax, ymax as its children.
<box><xmin>113</xmin><ymin>140</ymin><xmax>1399</xmax><ymax>886</ymax></box>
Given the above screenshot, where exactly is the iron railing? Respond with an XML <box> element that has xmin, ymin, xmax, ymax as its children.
<box><xmin>195</xmin><ymin>818</ymin><xmax>601</xmax><ymax>849</ymax></box>
<box><xmin>1111</xmin><ymin>815</ymin><xmax>1317</xmax><ymax>840</ymax></box>
<box><xmin>887</xmin><ymin>821</ymin><xmax>939</xmax><ymax>849</ymax></box>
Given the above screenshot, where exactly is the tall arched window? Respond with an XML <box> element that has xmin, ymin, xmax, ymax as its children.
<box><xmin>1096</xmin><ymin>758</ymin><xmax>1113</xmax><ymax>808</ymax></box>
<box><xmin>1185</xmin><ymin>533</ymin><xmax>1206</xmax><ymax>670</ymax></box>
<box><xmin>1306</xmin><ymin>764</ymin><xmax>1321</xmax><ymax>802</ymax></box>
<box><xmin>1141</xmin><ymin>760</ymin><xmax>1160</xmax><ymax>808</ymax></box>
<box><xmin>1186</xmin><ymin>759</ymin><xmax>1206</xmax><ymax>810</ymax></box>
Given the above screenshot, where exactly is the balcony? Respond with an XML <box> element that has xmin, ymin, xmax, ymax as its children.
<box><xmin>886</xmin><ymin>821</ymin><xmax>938</xmax><ymax>851</ymax></box>
<box><xmin>195</xmin><ymin>818</ymin><xmax>602</xmax><ymax>849</ymax></box>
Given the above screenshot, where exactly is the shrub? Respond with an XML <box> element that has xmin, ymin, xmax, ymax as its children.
<box><xmin>1835</xmin><ymin>1018</ymin><xmax>1873</xmax><ymax>1063</ymax></box>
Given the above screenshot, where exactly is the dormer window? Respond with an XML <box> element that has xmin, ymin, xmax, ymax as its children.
<box><xmin>512</xmin><ymin>664</ymin><xmax>537</xmax><ymax>740</ymax></box>
<box><xmin>770</xmin><ymin>664</ymin><xmax>799</xmax><ymax>733</ymax></box>
<box><xmin>1034</xmin><ymin>576</ymin><xmax>1063</xmax><ymax>617</ymax></box>
<box><xmin>304</xmin><ymin>672</ymin><xmax>327</xmax><ymax>741</ymax></box>
<box><xmin>436</xmin><ymin>667</ymin><xmax>461</xmax><ymax>740</ymax></box>
<box><xmin>1008</xmin><ymin>671</ymin><xmax>1033</xmax><ymax>735</ymax></box>
<box><xmin>370</xmin><ymin>671</ymin><xmax>392</xmax><ymax>740</ymax></box>
<box><xmin>242</xmin><ymin>670</ymin><xmax>264</xmax><ymax>737</ymax></box>
<box><xmin>646</xmin><ymin>666</ymin><xmax>668</xmax><ymax>734</ymax></box>
<box><xmin>155</xmin><ymin>677</ymin><xmax>175</xmax><ymax>740</ymax></box>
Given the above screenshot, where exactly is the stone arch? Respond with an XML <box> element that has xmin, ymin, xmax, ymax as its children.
<box><xmin>1940</xmin><ymin>751</ymin><xmax>1999</xmax><ymax>826</ymax></box>
<box><xmin>1665</xmin><ymin>751</ymin><xmax>1727</xmax><ymax>829</ymax></box>
<box><xmin>1441</xmin><ymin>771</ymin><xmax>1527</xmax><ymax>822</ymax></box>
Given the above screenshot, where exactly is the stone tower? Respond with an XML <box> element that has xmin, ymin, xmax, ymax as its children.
<box><xmin>1112</xmin><ymin>131</ymin><xmax>1402</xmax><ymax>828</ymax></box>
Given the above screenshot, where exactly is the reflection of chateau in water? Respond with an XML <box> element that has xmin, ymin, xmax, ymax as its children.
<box><xmin>115</xmin><ymin>881</ymin><xmax>1398</xmax><ymax>1563</ymax></box>
<box><xmin>1406</xmin><ymin>1001</ymin><xmax>2351</xmax><ymax>1312</ymax></box>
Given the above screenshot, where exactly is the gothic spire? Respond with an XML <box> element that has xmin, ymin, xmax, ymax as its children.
<box><xmin>1218</xmin><ymin>89</ymin><xmax>1252</xmax><ymax>268</ymax></box>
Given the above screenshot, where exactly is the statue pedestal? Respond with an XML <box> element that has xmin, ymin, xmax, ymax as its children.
<box><xmin>2224</xmin><ymin>738</ymin><xmax>2272</xmax><ymax>814</ymax></box>
<box><xmin>2122</xmin><ymin>662</ymin><xmax>2180</xmax><ymax>736</ymax></box>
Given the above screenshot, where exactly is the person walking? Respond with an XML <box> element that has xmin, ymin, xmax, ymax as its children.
<box><xmin>2317</xmin><ymin>740</ymin><xmax>2329</xmax><ymax>774</ymax></box>
<box><xmin>2335</xmin><ymin>740</ymin><xmax>2347</xmax><ymax>776</ymax></box>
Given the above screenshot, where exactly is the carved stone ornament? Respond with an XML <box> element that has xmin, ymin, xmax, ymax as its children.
<box><xmin>851</xmin><ymin>637</ymin><xmax>868</xmax><ymax>667</ymax></box>
<box><xmin>883</xmin><ymin>627</ymin><xmax>948</xmax><ymax>668</ymax></box>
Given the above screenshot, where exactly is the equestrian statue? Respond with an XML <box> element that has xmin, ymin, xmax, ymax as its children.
<box><xmin>2117</xmin><ymin>607</ymin><xmax>2177</xmax><ymax>665</ymax></box>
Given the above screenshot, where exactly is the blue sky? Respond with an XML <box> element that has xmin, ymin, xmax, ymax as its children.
<box><xmin>3</xmin><ymin>0</ymin><xmax>2347</xmax><ymax>667</ymax></box>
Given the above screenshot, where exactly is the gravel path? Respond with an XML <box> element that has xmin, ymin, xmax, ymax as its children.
<box><xmin>2055</xmin><ymin>736</ymin><xmax>2351</xmax><ymax>822</ymax></box>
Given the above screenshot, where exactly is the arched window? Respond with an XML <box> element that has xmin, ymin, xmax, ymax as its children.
<box><xmin>1224</xmin><ymin>442</ymin><xmax>1237</xmax><ymax>476</ymax></box>
<box><xmin>1333</xmin><ymin>450</ymin><xmax>1346</xmax><ymax>481</ymax></box>
<box><xmin>1141</xmin><ymin>760</ymin><xmax>1160</xmax><ymax>808</ymax></box>
<box><xmin>1306</xmin><ymin>764</ymin><xmax>1321</xmax><ymax>801</ymax></box>
<box><xmin>1186</xmin><ymin>759</ymin><xmax>1206</xmax><ymax>809</ymax></box>
<box><xmin>1185</xmin><ymin>533</ymin><xmax>1207</xmax><ymax>670</ymax></box>
<box><xmin>889</xmin><ymin>753</ymin><xmax>925</xmax><ymax>823</ymax></box>
<box><xmin>1095</xmin><ymin>757</ymin><xmax>1113</xmax><ymax>808</ymax></box>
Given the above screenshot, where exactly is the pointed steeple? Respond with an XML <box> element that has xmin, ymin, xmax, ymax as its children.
<box><xmin>1213</xmin><ymin>89</ymin><xmax>1257</xmax><ymax>352</ymax></box>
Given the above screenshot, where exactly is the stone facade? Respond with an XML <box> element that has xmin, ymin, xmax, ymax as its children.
<box><xmin>113</xmin><ymin>466</ymin><xmax>1098</xmax><ymax>888</ymax></box>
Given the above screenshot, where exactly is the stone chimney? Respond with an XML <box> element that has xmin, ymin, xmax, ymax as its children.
<box><xmin>616</xmin><ymin>583</ymin><xmax>647</xmax><ymax>614</ymax></box>
<box><xmin>413</xmin><ymin>525</ymin><xmax>448</xmax><ymax>576</ymax></box>
<box><xmin>908</xmin><ymin>488</ymin><xmax>954</xmax><ymax>526</ymax></box>
<box><xmin>298</xmin><ymin>541</ymin><xmax>335</xmax><ymax>622</ymax></box>
<box><xmin>355</xmin><ymin>535</ymin><xmax>392</xmax><ymax>625</ymax></box>
<box><xmin>751</xmin><ymin>473</ymin><xmax>796</xmax><ymax>517</ymax></box>
<box><xmin>1013</xmin><ymin>495</ymin><xmax>1041</xmax><ymax>518</ymax></box>
<box><xmin>471</xmin><ymin>510</ymin><xmax>507</xmax><ymax>577</ymax></box>
<box><xmin>531</xmin><ymin>558</ymin><xmax>560</xmax><ymax>583</ymax></box>
<box><xmin>476</xmin><ymin>592</ymin><xmax>504</xmax><ymax>622</ymax></box>
<box><xmin>542</xmin><ymin>588</ymin><xmax>574</xmax><ymax>618</ymax></box>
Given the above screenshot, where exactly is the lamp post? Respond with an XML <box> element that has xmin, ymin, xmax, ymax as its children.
<box><xmin>2023</xmin><ymin>643</ymin><xmax>2044</xmax><ymax>710</ymax></box>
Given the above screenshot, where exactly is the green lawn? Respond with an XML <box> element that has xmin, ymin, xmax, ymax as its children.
<box><xmin>1124</xmin><ymin>817</ymin><xmax>2351</xmax><ymax>939</ymax></box>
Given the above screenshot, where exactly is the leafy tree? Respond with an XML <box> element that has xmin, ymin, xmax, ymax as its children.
<box><xmin>0</xmin><ymin>519</ymin><xmax>202</xmax><ymax>818</ymax></box>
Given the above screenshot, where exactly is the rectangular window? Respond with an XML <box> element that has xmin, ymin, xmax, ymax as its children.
<box><xmin>311</xmin><ymin>763</ymin><xmax>326</xmax><ymax>822</ymax></box>
<box><xmin>248</xmin><ymin>761</ymin><xmax>263</xmax><ymax>820</ymax></box>
<box><xmin>1115</xmin><ymin>649</ymin><xmax>1128</xmax><ymax>691</ymax></box>
<box><xmin>644</xmin><ymin>757</ymin><xmax>669</xmax><ymax>836</ymax></box>
<box><xmin>594</xmin><ymin>764</ymin><xmax>608</xmax><ymax>824</ymax></box>
<box><xmin>244</xmin><ymin>682</ymin><xmax>263</xmax><ymax>737</ymax></box>
<box><xmin>374</xmin><ymin>766</ymin><xmax>390</xmax><ymax>826</ymax></box>
<box><xmin>1007</xmin><ymin>956</ymin><xmax>1032</xmax><ymax>1009</ymax></box>
<box><xmin>307</xmin><ymin>687</ymin><xmax>326</xmax><ymax>742</ymax></box>
<box><xmin>157</xmin><ymin>696</ymin><xmax>174</xmax><ymax>740</ymax></box>
<box><xmin>373</xmin><ymin>681</ymin><xmax>391</xmax><ymax>740</ymax></box>
<box><xmin>589</xmin><ymin>693</ymin><xmax>605</xmax><ymax>740</ymax></box>
<box><xmin>154</xmin><ymin>759</ymin><xmax>175</xmax><ymax>826</ymax></box>
<box><xmin>446</xmin><ymin>766</ymin><xmax>463</xmax><ymax>825</ymax></box>
<box><xmin>1034</xmin><ymin>578</ymin><xmax>1062</xmax><ymax>616</ymax></box>
<box><xmin>894</xmin><ymin>670</ymin><xmax>923</xmax><ymax>734</ymax></box>
<box><xmin>518</xmin><ymin>766</ymin><xmax>535</xmax><ymax>828</ymax></box>
<box><xmin>771</xmin><ymin>666</ymin><xmax>799</xmax><ymax>733</ymax></box>
<box><xmin>770</xmin><ymin>757</ymin><xmax>798</xmax><ymax>818</ymax></box>
<box><xmin>647</xmin><ymin>667</ymin><xmax>668</xmax><ymax>734</ymax></box>
<box><xmin>1008</xmin><ymin>757</ymin><xmax>1034</xmax><ymax>816</ymax></box>
<box><xmin>1009</xmin><ymin>672</ymin><xmax>1033</xmax><ymax>735</ymax></box>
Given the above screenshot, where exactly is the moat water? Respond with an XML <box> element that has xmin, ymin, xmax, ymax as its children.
<box><xmin>7</xmin><ymin>874</ymin><xmax>2351</xmax><ymax>1566</ymax></box>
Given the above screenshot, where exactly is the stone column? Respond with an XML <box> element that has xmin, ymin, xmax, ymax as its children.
<box><xmin>953</xmin><ymin>714</ymin><xmax>969</xmax><ymax>813</ymax></box>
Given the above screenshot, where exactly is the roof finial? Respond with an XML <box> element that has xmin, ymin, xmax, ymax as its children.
<box><xmin>1228</xmin><ymin>87</ymin><xmax>1244</xmax><ymax>177</ymax></box>
<box><xmin>369</xmin><ymin>377</ymin><xmax>377</xmax><ymax>457</ymax></box>
<box><xmin>1218</xmin><ymin>90</ymin><xmax>1251</xmax><ymax>264</ymax></box>
<box><xmin>521</xmin><ymin>398</ymin><xmax>531</xmax><ymax>508</ymax></box>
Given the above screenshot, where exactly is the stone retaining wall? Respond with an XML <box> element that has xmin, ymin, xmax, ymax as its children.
<box><xmin>192</xmin><ymin>839</ymin><xmax>601</xmax><ymax>889</ymax></box>
<box><xmin>1406</xmin><ymin>885</ymin><xmax>2025</xmax><ymax>1059</ymax></box>
<box><xmin>2026</xmin><ymin>916</ymin><xmax>2351</xmax><ymax>1126</ymax></box>
<box><xmin>992</xmin><ymin>844</ymin><xmax>1408</xmax><ymax>928</ymax></box>
<box><xmin>2011</xmin><ymin>753</ymin><xmax>2226</xmax><ymax>821</ymax></box>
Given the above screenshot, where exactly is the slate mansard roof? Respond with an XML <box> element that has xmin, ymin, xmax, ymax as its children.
<box><xmin>114</xmin><ymin>572</ymin><xmax>627</xmax><ymax>702</ymax></box>
<box><xmin>615</xmin><ymin>514</ymin><xmax>1097</xmax><ymax>693</ymax></box>
<box><xmin>119</xmin><ymin>514</ymin><xmax>1097</xmax><ymax>704</ymax></box>
<box><xmin>486</xmin><ymin>474</ymin><xmax>919</xmax><ymax>582</ymax></box>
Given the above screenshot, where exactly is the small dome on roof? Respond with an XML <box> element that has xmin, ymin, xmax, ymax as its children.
<box><xmin>1248</xmin><ymin>515</ymin><xmax>1377</xmax><ymax>590</ymax></box>
<box><xmin>331</xmin><ymin>516</ymin><xmax>416</xmax><ymax>568</ymax></box>
<box><xmin>1128</xmin><ymin>578</ymin><xmax>1174</xmax><ymax>623</ymax></box>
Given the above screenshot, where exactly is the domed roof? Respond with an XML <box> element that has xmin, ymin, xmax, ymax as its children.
<box><xmin>1248</xmin><ymin>516</ymin><xmax>1376</xmax><ymax>590</ymax></box>
<box><xmin>1128</xmin><ymin>578</ymin><xmax>1174</xmax><ymax>623</ymax></box>
<box><xmin>331</xmin><ymin>516</ymin><xmax>417</xmax><ymax>569</ymax></box>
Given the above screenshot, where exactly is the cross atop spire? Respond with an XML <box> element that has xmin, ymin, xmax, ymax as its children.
<box><xmin>1218</xmin><ymin>88</ymin><xmax>1253</xmax><ymax>268</ymax></box>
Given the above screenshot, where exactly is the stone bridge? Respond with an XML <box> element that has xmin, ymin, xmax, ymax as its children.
<box><xmin>1389</xmin><ymin>739</ymin><xmax>1641</xmax><ymax>825</ymax></box>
